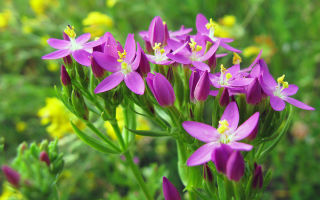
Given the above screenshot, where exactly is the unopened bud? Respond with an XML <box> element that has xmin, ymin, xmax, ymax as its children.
<box><xmin>61</xmin><ymin>65</ymin><xmax>71</xmax><ymax>86</ymax></box>
<box><xmin>2</xmin><ymin>165</ymin><xmax>20</xmax><ymax>187</ymax></box>
<box><xmin>39</xmin><ymin>151</ymin><xmax>50</xmax><ymax>166</ymax></box>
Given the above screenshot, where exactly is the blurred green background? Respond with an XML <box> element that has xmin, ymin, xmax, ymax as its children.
<box><xmin>0</xmin><ymin>0</ymin><xmax>319</xmax><ymax>199</ymax></box>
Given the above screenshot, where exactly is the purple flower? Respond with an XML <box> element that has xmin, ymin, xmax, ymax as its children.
<box><xmin>209</xmin><ymin>64</ymin><xmax>253</xmax><ymax>89</ymax></box>
<box><xmin>42</xmin><ymin>25</ymin><xmax>106</xmax><ymax>66</ymax></box>
<box><xmin>226</xmin><ymin>151</ymin><xmax>245</xmax><ymax>181</ymax></box>
<box><xmin>2</xmin><ymin>165</ymin><xmax>20</xmax><ymax>187</ymax></box>
<box><xmin>146</xmin><ymin>72</ymin><xmax>175</xmax><ymax>107</ymax></box>
<box><xmin>182</xmin><ymin>102</ymin><xmax>259</xmax><ymax>166</ymax></box>
<box><xmin>212</xmin><ymin>145</ymin><xmax>245</xmax><ymax>181</ymax></box>
<box><xmin>189</xmin><ymin>70</ymin><xmax>210</xmax><ymax>102</ymax></box>
<box><xmin>39</xmin><ymin>151</ymin><xmax>51</xmax><ymax>166</ymax></box>
<box><xmin>260</xmin><ymin>65</ymin><xmax>314</xmax><ymax>111</ymax></box>
<box><xmin>93</xmin><ymin>34</ymin><xmax>145</xmax><ymax>95</ymax></box>
<box><xmin>137</xmin><ymin>44</ymin><xmax>151</xmax><ymax>76</ymax></box>
<box><xmin>196</xmin><ymin>13</ymin><xmax>241</xmax><ymax>53</ymax></box>
<box><xmin>167</xmin><ymin>35</ymin><xmax>220</xmax><ymax>71</ymax></box>
<box><xmin>252</xmin><ymin>163</ymin><xmax>263</xmax><ymax>189</ymax></box>
<box><xmin>163</xmin><ymin>177</ymin><xmax>181</xmax><ymax>200</ymax></box>
<box><xmin>60</xmin><ymin>65</ymin><xmax>71</xmax><ymax>86</ymax></box>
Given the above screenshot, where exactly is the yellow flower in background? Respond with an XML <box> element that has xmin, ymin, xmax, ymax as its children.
<box><xmin>15</xmin><ymin>121</ymin><xmax>27</xmax><ymax>132</ymax></box>
<box><xmin>29</xmin><ymin>0</ymin><xmax>59</xmax><ymax>16</ymax></box>
<box><xmin>213</xmin><ymin>15</ymin><xmax>244</xmax><ymax>39</ymax></box>
<box><xmin>243</xmin><ymin>35</ymin><xmax>276</xmax><ymax>63</ymax></box>
<box><xmin>104</xmin><ymin>106</ymin><xmax>150</xmax><ymax>140</ymax></box>
<box><xmin>0</xmin><ymin>10</ymin><xmax>12</xmax><ymax>29</ymax></box>
<box><xmin>38</xmin><ymin>98</ymin><xmax>85</xmax><ymax>138</ymax></box>
<box><xmin>82</xmin><ymin>12</ymin><xmax>113</xmax><ymax>38</ymax></box>
<box><xmin>0</xmin><ymin>184</ymin><xmax>22</xmax><ymax>200</ymax></box>
<box><xmin>219</xmin><ymin>15</ymin><xmax>236</xmax><ymax>27</ymax></box>
<box><xmin>106</xmin><ymin>0</ymin><xmax>118</xmax><ymax>8</ymax></box>
<box><xmin>47</xmin><ymin>60</ymin><xmax>59</xmax><ymax>72</ymax></box>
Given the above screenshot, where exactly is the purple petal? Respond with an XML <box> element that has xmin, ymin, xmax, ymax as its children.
<box><xmin>187</xmin><ymin>143</ymin><xmax>218</xmax><ymax>166</ymax></box>
<box><xmin>152</xmin><ymin>73</ymin><xmax>176</xmax><ymax>106</ymax></box>
<box><xmin>233</xmin><ymin>112</ymin><xmax>259</xmax><ymax>141</ymax></box>
<box><xmin>189</xmin><ymin>71</ymin><xmax>200</xmax><ymax>102</ymax></box>
<box><xmin>261</xmin><ymin>70</ymin><xmax>277</xmax><ymax>88</ymax></box>
<box><xmin>182</xmin><ymin>121</ymin><xmax>220</xmax><ymax>143</ymax></box>
<box><xmin>226</xmin><ymin>151</ymin><xmax>245</xmax><ymax>181</ymax></box>
<box><xmin>131</xmin><ymin>42</ymin><xmax>141</xmax><ymax>70</ymax></box>
<box><xmin>42</xmin><ymin>49</ymin><xmax>70</xmax><ymax>60</ymax></box>
<box><xmin>282</xmin><ymin>84</ymin><xmax>299</xmax><ymax>96</ymax></box>
<box><xmin>163</xmin><ymin>177</ymin><xmax>181</xmax><ymax>200</ymax></box>
<box><xmin>194</xmin><ymin>70</ymin><xmax>210</xmax><ymax>101</ymax></box>
<box><xmin>228</xmin><ymin>142</ymin><xmax>253</xmax><ymax>151</ymax></box>
<box><xmin>284</xmin><ymin>97</ymin><xmax>315</xmax><ymax>110</ymax></box>
<box><xmin>212</xmin><ymin>144</ymin><xmax>232</xmax><ymax>173</ymax></box>
<box><xmin>196</xmin><ymin>13</ymin><xmax>209</xmax><ymax>34</ymax></box>
<box><xmin>270</xmin><ymin>96</ymin><xmax>286</xmax><ymax>111</ymax></box>
<box><xmin>149</xmin><ymin>16</ymin><xmax>165</xmax><ymax>46</ymax></box>
<box><xmin>76</xmin><ymin>33</ymin><xmax>91</xmax><ymax>44</ymax></box>
<box><xmin>93</xmin><ymin>52</ymin><xmax>120</xmax><ymax>72</ymax></box>
<box><xmin>124</xmin><ymin>34</ymin><xmax>136</xmax><ymax>63</ymax></box>
<box><xmin>230</xmin><ymin>78</ymin><xmax>254</xmax><ymax>87</ymax></box>
<box><xmin>47</xmin><ymin>38</ymin><xmax>70</xmax><ymax>49</ymax></box>
<box><xmin>220</xmin><ymin>42</ymin><xmax>241</xmax><ymax>53</ymax></box>
<box><xmin>200</xmin><ymin>39</ymin><xmax>220</xmax><ymax>61</ymax></box>
<box><xmin>167</xmin><ymin>53</ymin><xmax>191</xmax><ymax>65</ymax></box>
<box><xmin>220</xmin><ymin>102</ymin><xmax>239</xmax><ymax>130</ymax></box>
<box><xmin>84</xmin><ymin>34</ymin><xmax>106</xmax><ymax>49</ymax></box>
<box><xmin>192</xmin><ymin>61</ymin><xmax>210</xmax><ymax>72</ymax></box>
<box><xmin>247</xmin><ymin>50</ymin><xmax>262</xmax><ymax>70</ymax></box>
<box><xmin>124</xmin><ymin>72</ymin><xmax>145</xmax><ymax>95</ymax></box>
<box><xmin>94</xmin><ymin>72</ymin><xmax>124</xmax><ymax>93</ymax></box>
<box><xmin>72</xmin><ymin>50</ymin><xmax>91</xmax><ymax>66</ymax></box>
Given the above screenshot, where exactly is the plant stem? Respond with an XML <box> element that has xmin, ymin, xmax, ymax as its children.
<box><xmin>123</xmin><ymin>151</ymin><xmax>153</xmax><ymax>200</ymax></box>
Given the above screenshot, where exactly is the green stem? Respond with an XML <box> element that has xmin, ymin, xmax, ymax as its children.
<box><xmin>123</xmin><ymin>151</ymin><xmax>153</xmax><ymax>200</ymax></box>
<box><xmin>81</xmin><ymin>119</ymin><xmax>121</xmax><ymax>152</ymax></box>
<box><xmin>110</xmin><ymin>120</ymin><xmax>126</xmax><ymax>151</ymax></box>
<box><xmin>233</xmin><ymin>182</ymin><xmax>240</xmax><ymax>200</ymax></box>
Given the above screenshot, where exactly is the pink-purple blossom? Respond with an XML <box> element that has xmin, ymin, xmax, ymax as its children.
<box><xmin>182</xmin><ymin>102</ymin><xmax>259</xmax><ymax>166</ymax></box>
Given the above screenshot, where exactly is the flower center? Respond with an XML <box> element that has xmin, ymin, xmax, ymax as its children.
<box><xmin>121</xmin><ymin>62</ymin><xmax>132</xmax><ymax>75</ymax></box>
<box><xmin>153</xmin><ymin>43</ymin><xmax>167</xmax><ymax>62</ymax></box>
<box><xmin>217</xmin><ymin>120</ymin><xmax>232</xmax><ymax>144</ymax></box>
<box><xmin>188</xmin><ymin>38</ymin><xmax>202</xmax><ymax>61</ymax></box>
<box><xmin>205</xmin><ymin>18</ymin><xmax>216</xmax><ymax>41</ymax></box>
<box><xmin>219</xmin><ymin>64</ymin><xmax>232</xmax><ymax>86</ymax></box>
<box><xmin>64</xmin><ymin>25</ymin><xmax>76</xmax><ymax>38</ymax></box>
<box><xmin>274</xmin><ymin>74</ymin><xmax>289</xmax><ymax>98</ymax></box>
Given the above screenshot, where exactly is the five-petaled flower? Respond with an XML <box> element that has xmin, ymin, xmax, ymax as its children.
<box><xmin>183</xmin><ymin>102</ymin><xmax>259</xmax><ymax>166</ymax></box>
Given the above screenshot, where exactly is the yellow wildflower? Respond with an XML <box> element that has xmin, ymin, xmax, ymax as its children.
<box><xmin>47</xmin><ymin>60</ymin><xmax>59</xmax><ymax>72</ymax></box>
<box><xmin>38</xmin><ymin>98</ymin><xmax>85</xmax><ymax>138</ymax></box>
<box><xmin>106</xmin><ymin>0</ymin><xmax>118</xmax><ymax>8</ymax></box>
<box><xmin>219</xmin><ymin>15</ymin><xmax>236</xmax><ymax>27</ymax></box>
<box><xmin>0</xmin><ymin>184</ymin><xmax>23</xmax><ymax>200</ymax></box>
<box><xmin>243</xmin><ymin>35</ymin><xmax>276</xmax><ymax>63</ymax></box>
<box><xmin>0</xmin><ymin>10</ymin><xmax>12</xmax><ymax>29</ymax></box>
<box><xmin>15</xmin><ymin>121</ymin><xmax>27</xmax><ymax>132</ymax></box>
<box><xmin>83</xmin><ymin>12</ymin><xmax>113</xmax><ymax>38</ymax></box>
<box><xmin>104</xmin><ymin>106</ymin><xmax>150</xmax><ymax>140</ymax></box>
<box><xmin>29</xmin><ymin>0</ymin><xmax>59</xmax><ymax>16</ymax></box>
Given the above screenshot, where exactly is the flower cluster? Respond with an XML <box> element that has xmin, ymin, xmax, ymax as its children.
<box><xmin>41</xmin><ymin>13</ymin><xmax>314</xmax><ymax>199</ymax></box>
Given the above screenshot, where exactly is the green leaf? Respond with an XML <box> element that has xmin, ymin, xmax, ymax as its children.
<box><xmin>258</xmin><ymin>105</ymin><xmax>293</xmax><ymax>161</ymax></box>
<box><xmin>126</xmin><ymin>127</ymin><xmax>170</xmax><ymax>137</ymax></box>
<box><xmin>71</xmin><ymin>122</ymin><xmax>120</xmax><ymax>154</ymax></box>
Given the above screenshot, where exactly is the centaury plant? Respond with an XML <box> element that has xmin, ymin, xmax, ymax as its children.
<box><xmin>4</xmin><ymin>13</ymin><xmax>313</xmax><ymax>200</ymax></box>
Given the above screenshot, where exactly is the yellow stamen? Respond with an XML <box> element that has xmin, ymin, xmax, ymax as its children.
<box><xmin>277</xmin><ymin>74</ymin><xmax>289</xmax><ymax>89</ymax></box>
<box><xmin>121</xmin><ymin>62</ymin><xmax>128</xmax><ymax>69</ymax></box>
<box><xmin>233</xmin><ymin>53</ymin><xmax>242</xmax><ymax>65</ymax></box>
<box><xmin>189</xmin><ymin>38</ymin><xmax>202</xmax><ymax>52</ymax></box>
<box><xmin>206</xmin><ymin>18</ymin><xmax>215</xmax><ymax>30</ymax></box>
<box><xmin>117</xmin><ymin>50</ymin><xmax>126</xmax><ymax>62</ymax></box>
<box><xmin>220</xmin><ymin>64</ymin><xmax>228</xmax><ymax>74</ymax></box>
<box><xmin>277</xmin><ymin>75</ymin><xmax>285</xmax><ymax>84</ymax></box>
<box><xmin>226</xmin><ymin>73</ymin><xmax>232</xmax><ymax>80</ymax></box>
<box><xmin>217</xmin><ymin>120</ymin><xmax>229</xmax><ymax>134</ymax></box>
<box><xmin>160</xmin><ymin>49</ymin><xmax>165</xmax><ymax>54</ymax></box>
<box><xmin>153</xmin><ymin>42</ymin><xmax>161</xmax><ymax>50</ymax></box>
<box><xmin>64</xmin><ymin>25</ymin><xmax>76</xmax><ymax>38</ymax></box>
<box><xmin>163</xmin><ymin>21</ymin><xmax>166</xmax><ymax>25</ymax></box>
